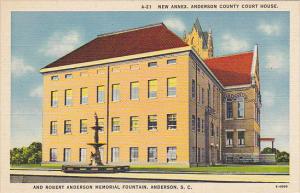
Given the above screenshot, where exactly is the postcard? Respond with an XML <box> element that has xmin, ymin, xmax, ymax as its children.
<box><xmin>0</xmin><ymin>1</ymin><xmax>299</xmax><ymax>193</ymax></box>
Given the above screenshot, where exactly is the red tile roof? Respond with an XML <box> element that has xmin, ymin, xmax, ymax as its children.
<box><xmin>204</xmin><ymin>52</ymin><xmax>254</xmax><ymax>86</ymax></box>
<box><xmin>42</xmin><ymin>23</ymin><xmax>188</xmax><ymax>69</ymax></box>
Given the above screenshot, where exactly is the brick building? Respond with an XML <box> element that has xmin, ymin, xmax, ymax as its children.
<box><xmin>40</xmin><ymin>19</ymin><xmax>261</xmax><ymax>166</ymax></box>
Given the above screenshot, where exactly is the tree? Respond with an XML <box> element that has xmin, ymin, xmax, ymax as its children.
<box><xmin>276</xmin><ymin>151</ymin><xmax>289</xmax><ymax>162</ymax></box>
<box><xmin>10</xmin><ymin>142</ymin><xmax>42</xmax><ymax>164</ymax></box>
<box><xmin>261</xmin><ymin>147</ymin><xmax>289</xmax><ymax>163</ymax></box>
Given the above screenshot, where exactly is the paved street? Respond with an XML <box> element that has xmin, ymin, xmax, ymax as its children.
<box><xmin>10</xmin><ymin>169</ymin><xmax>289</xmax><ymax>183</ymax></box>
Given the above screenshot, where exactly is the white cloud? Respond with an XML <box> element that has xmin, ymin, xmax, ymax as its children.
<box><xmin>263</xmin><ymin>91</ymin><xmax>275</xmax><ymax>107</ymax></box>
<box><xmin>39</xmin><ymin>30</ymin><xmax>81</xmax><ymax>58</ymax></box>
<box><xmin>257</xmin><ymin>22</ymin><xmax>280</xmax><ymax>36</ymax></box>
<box><xmin>163</xmin><ymin>17</ymin><xmax>186</xmax><ymax>33</ymax></box>
<box><xmin>265</xmin><ymin>51</ymin><xmax>285</xmax><ymax>70</ymax></box>
<box><xmin>11</xmin><ymin>56</ymin><xmax>35</xmax><ymax>77</ymax></box>
<box><xmin>220</xmin><ymin>34</ymin><xmax>250</xmax><ymax>53</ymax></box>
<box><xmin>30</xmin><ymin>85</ymin><xmax>43</xmax><ymax>98</ymax></box>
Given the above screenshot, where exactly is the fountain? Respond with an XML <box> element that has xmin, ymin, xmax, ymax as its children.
<box><xmin>62</xmin><ymin>113</ymin><xmax>129</xmax><ymax>173</ymax></box>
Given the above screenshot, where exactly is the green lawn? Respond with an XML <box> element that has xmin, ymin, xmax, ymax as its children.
<box><xmin>11</xmin><ymin>164</ymin><xmax>289</xmax><ymax>173</ymax></box>
<box><xmin>131</xmin><ymin>165</ymin><xmax>289</xmax><ymax>173</ymax></box>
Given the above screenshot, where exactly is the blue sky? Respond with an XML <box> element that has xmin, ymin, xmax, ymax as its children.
<box><xmin>11</xmin><ymin>12</ymin><xmax>289</xmax><ymax>151</ymax></box>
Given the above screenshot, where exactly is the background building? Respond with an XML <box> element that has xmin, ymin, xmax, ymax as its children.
<box><xmin>40</xmin><ymin>20</ymin><xmax>261</xmax><ymax>166</ymax></box>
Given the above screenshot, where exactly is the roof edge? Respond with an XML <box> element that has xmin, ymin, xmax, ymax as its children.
<box><xmin>205</xmin><ymin>50</ymin><xmax>254</xmax><ymax>61</ymax></box>
<box><xmin>40</xmin><ymin>46</ymin><xmax>191</xmax><ymax>73</ymax></box>
<box><xmin>250</xmin><ymin>45</ymin><xmax>258</xmax><ymax>85</ymax></box>
<box><xmin>96</xmin><ymin>23</ymin><xmax>164</xmax><ymax>38</ymax></box>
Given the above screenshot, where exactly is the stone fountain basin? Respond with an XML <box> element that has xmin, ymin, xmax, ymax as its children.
<box><xmin>62</xmin><ymin>165</ymin><xmax>130</xmax><ymax>173</ymax></box>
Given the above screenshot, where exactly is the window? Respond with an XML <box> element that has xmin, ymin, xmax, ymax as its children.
<box><xmin>167</xmin><ymin>114</ymin><xmax>177</xmax><ymax>130</ymax></box>
<box><xmin>167</xmin><ymin>59</ymin><xmax>176</xmax><ymax>65</ymax></box>
<box><xmin>211</xmin><ymin>123</ymin><xmax>214</xmax><ymax>137</ymax></box>
<box><xmin>148</xmin><ymin>115</ymin><xmax>157</xmax><ymax>131</ymax></box>
<box><xmin>130</xmin><ymin>64</ymin><xmax>140</xmax><ymax>70</ymax></box>
<box><xmin>65</xmin><ymin>74</ymin><xmax>72</xmax><ymax>79</ymax></box>
<box><xmin>130</xmin><ymin>82</ymin><xmax>139</xmax><ymax>100</ymax></box>
<box><xmin>99</xmin><ymin>147</ymin><xmax>104</xmax><ymax>161</ymax></box>
<box><xmin>130</xmin><ymin>147</ymin><xmax>138</xmax><ymax>162</ymax></box>
<box><xmin>80</xmin><ymin>87</ymin><xmax>88</xmax><ymax>104</ymax></box>
<box><xmin>80</xmin><ymin>119</ymin><xmax>87</xmax><ymax>133</ymax></box>
<box><xmin>112</xmin><ymin>117</ymin><xmax>120</xmax><ymax>132</ymax></box>
<box><xmin>226</xmin><ymin>99</ymin><xmax>233</xmax><ymax>119</ymax></box>
<box><xmin>112</xmin><ymin>67</ymin><xmax>120</xmax><ymax>72</ymax></box>
<box><xmin>201</xmin><ymin>88</ymin><xmax>204</xmax><ymax>104</ymax></box>
<box><xmin>148</xmin><ymin>147</ymin><xmax>157</xmax><ymax>162</ymax></box>
<box><xmin>167</xmin><ymin>78</ymin><xmax>176</xmax><ymax>97</ymax></box>
<box><xmin>207</xmin><ymin>84</ymin><xmax>211</xmax><ymax>106</ymax></box>
<box><xmin>79</xmin><ymin>148</ymin><xmax>86</xmax><ymax>162</ymax></box>
<box><xmin>237</xmin><ymin>97</ymin><xmax>245</xmax><ymax>118</ymax></box>
<box><xmin>130</xmin><ymin>116</ymin><xmax>138</xmax><ymax>131</ymax></box>
<box><xmin>111</xmin><ymin>147</ymin><xmax>119</xmax><ymax>162</ymax></box>
<box><xmin>226</xmin><ymin>131</ymin><xmax>233</xmax><ymax>146</ymax></box>
<box><xmin>97</xmin><ymin>69</ymin><xmax>105</xmax><ymax>74</ymax></box>
<box><xmin>63</xmin><ymin>148</ymin><xmax>71</xmax><ymax>162</ymax></box>
<box><xmin>201</xmin><ymin>119</ymin><xmax>204</xmax><ymax>133</ymax></box>
<box><xmin>64</xmin><ymin>120</ymin><xmax>71</xmax><ymax>134</ymax></box>
<box><xmin>192</xmin><ymin>115</ymin><xmax>196</xmax><ymax>131</ymax></box>
<box><xmin>148</xmin><ymin>80</ymin><xmax>157</xmax><ymax>98</ymax></box>
<box><xmin>98</xmin><ymin>118</ymin><xmax>104</xmax><ymax>132</ymax></box>
<box><xmin>80</xmin><ymin>72</ymin><xmax>88</xmax><ymax>77</ymax></box>
<box><xmin>50</xmin><ymin>121</ymin><xmax>57</xmax><ymax>135</ymax></box>
<box><xmin>50</xmin><ymin>148</ymin><xmax>57</xmax><ymax>162</ymax></box>
<box><xmin>51</xmin><ymin>91</ymin><xmax>58</xmax><ymax>107</ymax></box>
<box><xmin>112</xmin><ymin>84</ymin><xmax>120</xmax><ymax>101</ymax></box>
<box><xmin>65</xmin><ymin>89</ymin><xmax>72</xmax><ymax>106</ymax></box>
<box><xmin>167</xmin><ymin>147</ymin><xmax>177</xmax><ymax>162</ymax></box>
<box><xmin>197</xmin><ymin>84</ymin><xmax>201</xmax><ymax>103</ymax></box>
<box><xmin>97</xmin><ymin>86</ymin><xmax>105</xmax><ymax>103</ymax></box>
<box><xmin>238</xmin><ymin>131</ymin><xmax>245</xmax><ymax>145</ymax></box>
<box><xmin>192</xmin><ymin>79</ymin><xmax>196</xmax><ymax>99</ymax></box>
<box><xmin>148</xmin><ymin>61</ymin><xmax>157</xmax><ymax>67</ymax></box>
<box><xmin>51</xmin><ymin>75</ymin><xmax>59</xmax><ymax>80</ymax></box>
<box><xmin>197</xmin><ymin>148</ymin><xmax>201</xmax><ymax>162</ymax></box>
<box><xmin>197</xmin><ymin>117</ymin><xmax>200</xmax><ymax>132</ymax></box>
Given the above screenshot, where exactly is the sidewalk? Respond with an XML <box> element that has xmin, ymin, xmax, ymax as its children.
<box><xmin>10</xmin><ymin>169</ymin><xmax>289</xmax><ymax>183</ymax></box>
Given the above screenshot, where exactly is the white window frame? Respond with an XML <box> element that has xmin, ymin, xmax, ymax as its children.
<box><xmin>50</xmin><ymin>121</ymin><xmax>57</xmax><ymax>135</ymax></box>
<box><xmin>50</xmin><ymin>148</ymin><xmax>57</xmax><ymax>162</ymax></box>
<box><xmin>237</xmin><ymin>97</ymin><xmax>245</xmax><ymax>119</ymax></box>
<box><xmin>148</xmin><ymin>147</ymin><xmax>157</xmax><ymax>162</ymax></box>
<box><xmin>112</xmin><ymin>84</ymin><xmax>120</xmax><ymax>102</ymax></box>
<box><xmin>130</xmin><ymin>147</ymin><xmax>138</xmax><ymax>162</ymax></box>
<box><xmin>63</xmin><ymin>148</ymin><xmax>71</xmax><ymax>162</ymax></box>
<box><xmin>111</xmin><ymin>147</ymin><xmax>119</xmax><ymax>162</ymax></box>
<box><xmin>79</xmin><ymin>148</ymin><xmax>86</xmax><ymax>162</ymax></box>
<box><xmin>237</xmin><ymin>129</ymin><xmax>246</xmax><ymax>146</ymax></box>
<box><xmin>167</xmin><ymin>147</ymin><xmax>177</xmax><ymax>163</ymax></box>
<box><xmin>225</xmin><ymin>130</ymin><xmax>234</xmax><ymax>147</ymax></box>
<box><xmin>225</xmin><ymin>98</ymin><xmax>233</xmax><ymax>120</ymax></box>
<box><xmin>148</xmin><ymin>115</ymin><xmax>157</xmax><ymax>131</ymax></box>
<box><xmin>167</xmin><ymin>114</ymin><xmax>177</xmax><ymax>130</ymax></box>
<box><xmin>97</xmin><ymin>85</ymin><xmax>105</xmax><ymax>103</ymax></box>
<box><xmin>167</xmin><ymin>59</ymin><xmax>176</xmax><ymax>65</ymax></box>
<box><xmin>130</xmin><ymin>82</ymin><xmax>139</xmax><ymax>100</ymax></box>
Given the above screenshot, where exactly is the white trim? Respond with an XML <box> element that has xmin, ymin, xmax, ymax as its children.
<box><xmin>237</xmin><ymin>129</ymin><xmax>246</xmax><ymax>131</ymax></box>
<box><xmin>224</xmin><ymin>84</ymin><xmax>252</xmax><ymax>90</ymax></box>
<box><xmin>40</xmin><ymin>46</ymin><xmax>191</xmax><ymax>73</ymax></box>
<box><xmin>250</xmin><ymin>45</ymin><xmax>258</xmax><ymax>85</ymax></box>
<box><xmin>225</xmin><ymin>129</ymin><xmax>234</xmax><ymax>132</ymax></box>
